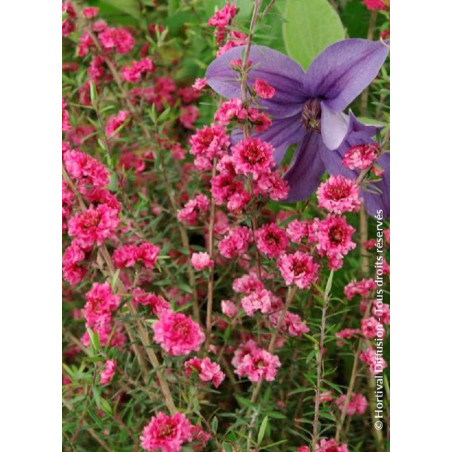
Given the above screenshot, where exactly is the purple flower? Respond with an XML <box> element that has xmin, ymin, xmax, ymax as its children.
<box><xmin>206</xmin><ymin>39</ymin><xmax>390</xmax><ymax>217</ymax></box>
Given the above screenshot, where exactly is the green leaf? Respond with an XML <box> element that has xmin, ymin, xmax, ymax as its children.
<box><xmin>257</xmin><ymin>415</ymin><xmax>269</xmax><ymax>445</ymax></box>
<box><xmin>283</xmin><ymin>0</ymin><xmax>345</xmax><ymax>70</ymax></box>
<box><xmin>100</xmin><ymin>0</ymin><xmax>141</xmax><ymax>21</ymax></box>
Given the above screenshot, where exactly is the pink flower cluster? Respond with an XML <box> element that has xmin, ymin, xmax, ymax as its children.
<box><xmin>269</xmin><ymin>311</ymin><xmax>310</xmax><ymax>337</ymax></box>
<box><xmin>98</xmin><ymin>27</ymin><xmax>135</xmax><ymax>54</ymax></box>
<box><xmin>241</xmin><ymin>288</ymin><xmax>282</xmax><ymax>317</ymax></box>
<box><xmin>190</xmin><ymin>252</ymin><xmax>213</xmax><ymax>271</ymax></box>
<box><xmin>334</xmin><ymin>393</ymin><xmax>368</xmax><ymax>415</ymax></box>
<box><xmin>81</xmin><ymin>282</ymin><xmax>125</xmax><ymax>348</ymax></box>
<box><xmin>121</xmin><ymin>57</ymin><xmax>155</xmax><ymax>83</ymax></box>
<box><xmin>313</xmin><ymin>215</ymin><xmax>356</xmax><ymax>270</ymax></box>
<box><xmin>177</xmin><ymin>194</ymin><xmax>210</xmax><ymax>225</ymax></box>
<box><xmin>218</xmin><ymin>226</ymin><xmax>252</xmax><ymax>259</ymax></box>
<box><xmin>140</xmin><ymin>412</ymin><xmax>192</xmax><ymax>452</ymax></box>
<box><xmin>253</xmin><ymin>78</ymin><xmax>276</xmax><ymax>99</ymax></box>
<box><xmin>84</xmin><ymin>282</ymin><xmax>120</xmax><ymax>328</ymax></box>
<box><xmin>189</xmin><ymin>124</ymin><xmax>230</xmax><ymax>170</ymax></box>
<box><xmin>232</xmin><ymin>340</ymin><xmax>281</xmax><ymax>383</ymax></box>
<box><xmin>105</xmin><ymin>110</ymin><xmax>130</xmax><ymax>137</ymax></box>
<box><xmin>363</xmin><ymin>0</ymin><xmax>388</xmax><ymax>11</ymax></box>
<box><xmin>277</xmin><ymin>252</ymin><xmax>319</xmax><ymax>289</ymax></box>
<box><xmin>344</xmin><ymin>278</ymin><xmax>376</xmax><ymax>300</ymax></box>
<box><xmin>68</xmin><ymin>203</ymin><xmax>120</xmax><ymax>248</ymax></box>
<box><xmin>342</xmin><ymin>143</ymin><xmax>379</xmax><ymax>170</ymax></box>
<box><xmin>112</xmin><ymin>242</ymin><xmax>160</xmax><ymax>269</ymax></box>
<box><xmin>317</xmin><ymin>175</ymin><xmax>362</xmax><ymax>214</ymax></box>
<box><xmin>359</xmin><ymin>347</ymin><xmax>387</xmax><ymax>374</ymax></box>
<box><xmin>256</xmin><ymin>223</ymin><xmax>289</xmax><ymax>258</ymax></box>
<box><xmin>214</xmin><ymin>98</ymin><xmax>271</xmax><ymax>132</ymax></box>
<box><xmin>152</xmin><ymin>311</ymin><xmax>205</xmax><ymax>356</ymax></box>
<box><xmin>100</xmin><ymin>359</ymin><xmax>116</xmax><ymax>385</ymax></box>
<box><xmin>131</xmin><ymin>289</ymin><xmax>171</xmax><ymax>315</ymax></box>
<box><xmin>184</xmin><ymin>357</ymin><xmax>225</xmax><ymax>388</ymax></box>
<box><xmin>64</xmin><ymin>148</ymin><xmax>110</xmax><ymax>190</ymax></box>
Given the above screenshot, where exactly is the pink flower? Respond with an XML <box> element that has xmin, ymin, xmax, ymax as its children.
<box><xmin>253</xmin><ymin>78</ymin><xmax>276</xmax><ymax>99</ymax></box>
<box><xmin>62</xmin><ymin>100</ymin><xmax>71</xmax><ymax>131</ymax></box>
<box><xmin>184</xmin><ymin>357</ymin><xmax>225</xmax><ymax>388</ymax></box>
<box><xmin>255</xmin><ymin>171</ymin><xmax>289</xmax><ymax>200</ymax></box>
<box><xmin>218</xmin><ymin>226</ymin><xmax>252</xmax><ymax>259</ymax></box>
<box><xmin>359</xmin><ymin>347</ymin><xmax>387</xmax><ymax>374</ymax></box>
<box><xmin>152</xmin><ymin>311</ymin><xmax>205</xmax><ymax>356</ymax></box>
<box><xmin>189</xmin><ymin>124</ymin><xmax>229</xmax><ymax>170</ymax></box>
<box><xmin>277</xmin><ymin>252</ymin><xmax>319</xmax><ymax>289</ymax></box>
<box><xmin>335</xmin><ymin>393</ymin><xmax>368</xmax><ymax>415</ymax></box>
<box><xmin>316</xmin><ymin>438</ymin><xmax>348</xmax><ymax>452</ymax></box>
<box><xmin>82</xmin><ymin>7</ymin><xmax>99</xmax><ymax>18</ymax></box>
<box><xmin>344</xmin><ymin>278</ymin><xmax>376</xmax><ymax>300</ymax></box>
<box><xmin>190</xmin><ymin>425</ymin><xmax>211</xmax><ymax>451</ymax></box>
<box><xmin>62</xmin><ymin>18</ymin><xmax>75</xmax><ymax>37</ymax></box>
<box><xmin>121</xmin><ymin>57</ymin><xmax>155</xmax><ymax>83</ymax></box>
<box><xmin>63</xmin><ymin>149</ymin><xmax>110</xmax><ymax>189</ymax></box>
<box><xmin>214</xmin><ymin>98</ymin><xmax>248</xmax><ymax>125</ymax></box>
<box><xmin>192</xmin><ymin>78</ymin><xmax>207</xmax><ymax>92</ymax></box>
<box><xmin>336</xmin><ymin>328</ymin><xmax>360</xmax><ymax>346</ymax></box>
<box><xmin>313</xmin><ymin>215</ymin><xmax>356</xmax><ymax>270</ymax></box>
<box><xmin>98</xmin><ymin>27</ymin><xmax>135</xmax><ymax>54</ymax></box>
<box><xmin>190</xmin><ymin>252</ymin><xmax>213</xmax><ymax>271</ymax></box>
<box><xmin>342</xmin><ymin>143</ymin><xmax>379</xmax><ymax>170</ymax></box>
<box><xmin>286</xmin><ymin>219</ymin><xmax>313</xmax><ymax>243</ymax></box>
<box><xmin>241</xmin><ymin>289</ymin><xmax>282</xmax><ymax>317</ymax></box>
<box><xmin>361</xmin><ymin>317</ymin><xmax>385</xmax><ymax>339</ymax></box>
<box><xmin>363</xmin><ymin>0</ymin><xmax>388</xmax><ymax>11</ymax></box>
<box><xmin>233</xmin><ymin>342</ymin><xmax>281</xmax><ymax>383</ymax></box>
<box><xmin>84</xmin><ymin>282</ymin><xmax>120</xmax><ymax>328</ymax></box>
<box><xmin>177</xmin><ymin>194</ymin><xmax>210</xmax><ymax>225</ymax></box>
<box><xmin>232</xmin><ymin>273</ymin><xmax>264</xmax><ymax>294</ymax></box>
<box><xmin>63</xmin><ymin>242</ymin><xmax>86</xmax><ymax>285</ymax></box>
<box><xmin>384</xmin><ymin>227</ymin><xmax>390</xmax><ymax>244</ymax></box>
<box><xmin>231</xmin><ymin>137</ymin><xmax>275</xmax><ymax>179</ymax></box>
<box><xmin>131</xmin><ymin>289</ymin><xmax>171</xmax><ymax>315</ymax></box>
<box><xmin>317</xmin><ymin>175</ymin><xmax>362</xmax><ymax>214</ymax></box>
<box><xmin>207</xmin><ymin>2</ymin><xmax>237</xmax><ymax>29</ymax></box>
<box><xmin>269</xmin><ymin>311</ymin><xmax>310</xmax><ymax>337</ymax></box>
<box><xmin>221</xmin><ymin>300</ymin><xmax>239</xmax><ymax>317</ymax></box>
<box><xmin>100</xmin><ymin>359</ymin><xmax>116</xmax><ymax>385</ymax></box>
<box><xmin>179</xmin><ymin>106</ymin><xmax>199</xmax><ymax>129</ymax></box>
<box><xmin>140</xmin><ymin>412</ymin><xmax>192</xmax><ymax>452</ymax></box>
<box><xmin>211</xmin><ymin>174</ymin><xmax>250</xmax><ymax>212</ymax></box>
<box><xmin>113</xmin><ymin>242</ymin><xmax>160</xmax><ymax>269</ymax></box>
<box><xmin>256</xmin><ymin>223</ymin><xmax>289</xmax><ymax>258</ymax></box>
<box><xmin>68</xmin><ymin>204</ymin><xmax>120</xmax><ymax>248</ymax></box>
<box><xmin>372</xmin><ymin>301</ymin><xmax>390</xmax><ymax>325</ymax></box>
<box><xmin>217</xmin><ymin>31</ymin><xmax>247</xmax><ymax>56</ymax></box>
<box><xmin>105</xmin><ymin>110</ymin><xmax>130</xmax><ymax>137</ymax></box>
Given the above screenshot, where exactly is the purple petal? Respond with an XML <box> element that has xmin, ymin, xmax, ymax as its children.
<box><xmin>284</xmin><ymin>132</ymin><xmax>326</xmax><ymax>201</ymax></box>
<box><xmin>206</xmin><ymin>45</ymin><xmax>308</xmax><ymax>119</ymax></box>
<box><xmin>361</xmin><ymin>153</ymin><xmax>390</xmax><ymax>218</ymax></box>
<box><xmin>320</xmin><ymin>102</ymin><xmax>350</xmax><ymax>150</ymax></box>
<box><xmin>304</xmin><ymin>39</ymin><xmax>389</xmax><ymax>112</ymax></box>
<box><xmin>231</xmin><ymin>114</ymin><xmax>304</xmax><ymax>165</ymax></box>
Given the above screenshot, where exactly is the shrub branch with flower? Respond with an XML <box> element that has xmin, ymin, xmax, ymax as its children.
<box><xmin>62</xmin><ymin>0</ymin><xmax>390</xmax><ymax>450</ymax></box>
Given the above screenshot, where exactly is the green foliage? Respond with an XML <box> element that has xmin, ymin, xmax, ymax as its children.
<box><xmin>283</xmin><ymin>0</ymin><xmax>345</xmax><ymax>69</ymax></box>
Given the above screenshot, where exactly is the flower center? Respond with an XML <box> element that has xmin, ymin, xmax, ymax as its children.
<box><xmin>329</xmin><ymin>226</ymin><xmax>345</xmax><ymax>244</ymax></box>
<box><xmin>326</xmin><ymin>184</ymin><xmax>350</xmax><ymax>200</ymax></box>
<box><xmin>301</xmin><ymin>99</ymin><xmax>321</xmax><ymax>132</ymax></box>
